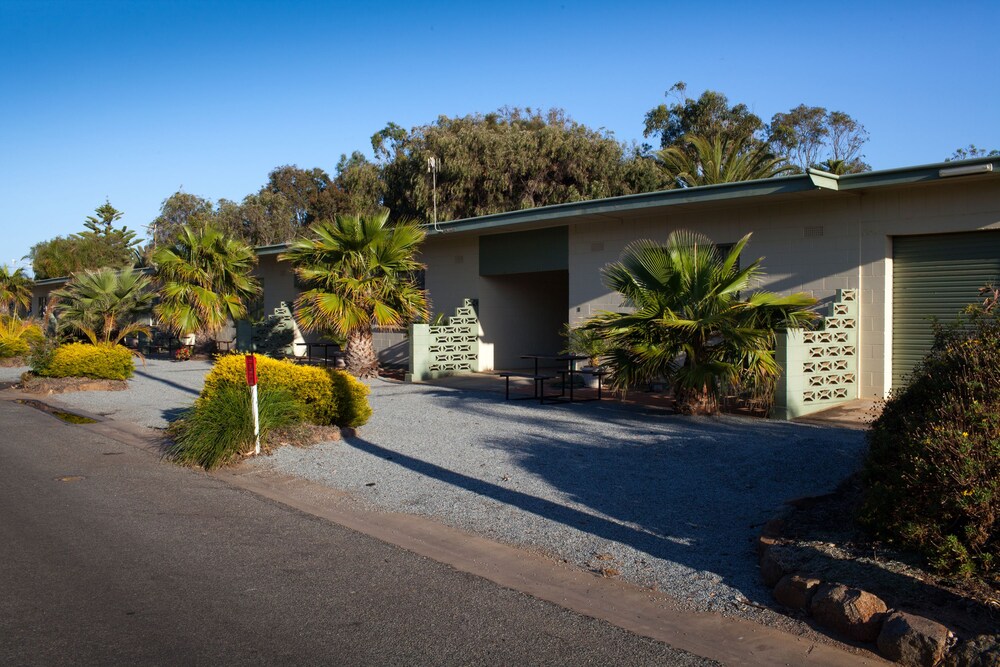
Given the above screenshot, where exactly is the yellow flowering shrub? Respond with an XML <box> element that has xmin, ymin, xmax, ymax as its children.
<box><xmin>38</xmin><ymin>342</ymin><xmax>134</xmax><ymax>380</ymax></box>
<box><xmin>0</xmin><ymin>316</ymin><xmax>44</xmax><ymax>359</ymax></box>
<box><xmin>204</xmin><ymin>354</ymin><xmax>373</xmax><ymax>427</ymax></box>
<box><xmin>329</xmin><ymin>369</ymin><xmax>372</xmax><ymax>428</ymax></box>
<box><xmin>203</xmin><ymin>354</ymin><xmax>338</xmax><ymax>425</ymax></box>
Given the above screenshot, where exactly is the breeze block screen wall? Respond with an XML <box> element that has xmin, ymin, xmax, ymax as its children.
<box><xmin>773</xmin><ymin>289</ymin><xmax>859</xmax><ymax>419</ymax></box>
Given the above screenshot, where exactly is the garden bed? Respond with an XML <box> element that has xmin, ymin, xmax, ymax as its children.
<box><xmin>18</xmin><ymin>373</ymin><xmax>128</xmax><ymax>394</ymax></box>
<box><xmin>762</xmin><ymin>475</ymin><xmax>999</xmax><ymax>661</ymax></box>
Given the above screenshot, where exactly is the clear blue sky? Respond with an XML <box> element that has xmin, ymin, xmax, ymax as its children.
<box><xmin>2</xmin><ymin>0</ymin><xmax>997</xmax><ymax>273</ymax></box>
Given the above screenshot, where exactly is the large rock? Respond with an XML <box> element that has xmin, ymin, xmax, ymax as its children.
<box><xmin>759</xmin><ymin>545</ymin><xmax>793</xmax><ymax>588</ymax></box>
<box><xmin>773</xmin><ymin>574</ymin><xmax>821</xmax><ymax>611</ymax></box>
<box><xmin>877</xmin><ymin>611</ymin><xmax>949</xmax><ymax>666</ymax></box>
<box><xmin>809</xmin><ymin>583</ymin><xmax>887</xmax><ymax>643</ymax></box>
<box><xmin>943</xmin><ymin>634</ymin><xmax>1000</xmax><ymax>667</ymax></box>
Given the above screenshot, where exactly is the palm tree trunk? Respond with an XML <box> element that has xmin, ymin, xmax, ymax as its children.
<box><xmin>674</xmin><ymin>384</ymin><xmax>719</xmax><ymax>416</ymax></box>
<box><xmin>345</xmin><ymin>328</ymin><xmax>379</xmax><ymax>378</ymax></box>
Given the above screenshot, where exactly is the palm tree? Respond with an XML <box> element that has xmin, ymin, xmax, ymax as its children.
<box><xmin>51</xmin><ymin>266</ymin><xmax>154</xmax><ymax>344</ymax></box>
<box><xmin>0</xmin><ymin>266</ymin><xmax>33</xmax><ymax>317</ymax></box>
<box><xmin>657</xmin><ymin>134</ymin><xmax>794</xmax><ymax>188</ymax></box>
<box><xmin>153</xmin><ymin>224</ymin><xmax>261</xmax><ymax>344</ymax></box>
<box><xmin>585</xmin><ymin>230</ymin><xmax>817</xmax><ymax>415</ymax></box>
<box><xmin>280</xmin><ymin>211</ymin><xmax>429</xmax><ymax>378</ymax></box>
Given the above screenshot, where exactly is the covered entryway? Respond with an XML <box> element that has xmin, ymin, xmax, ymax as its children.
<box><xmin>477</xmin><ymin>227</ymin><xmax>569</xmax><ymax>369</ymax></box>
<box><xmin>892</xmin><ymin>230</ymin><xmax>1000</xmax><ymax>387</ymax></box>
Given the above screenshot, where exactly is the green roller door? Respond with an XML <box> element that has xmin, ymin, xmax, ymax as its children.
<box><xmin>892</xmin><ymin>230</ymin><xmax>1000</xmax><ymax>387</ymax></box>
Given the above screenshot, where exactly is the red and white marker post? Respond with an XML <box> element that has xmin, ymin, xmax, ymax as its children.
<box><xmin>245</xmin><ymin>354</ymin><xmax>261</xmax><ymax>455</ymax></box>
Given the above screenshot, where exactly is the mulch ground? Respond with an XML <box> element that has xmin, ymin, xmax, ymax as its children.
<box><xmin>17</xmin><ymin>374</ymin><xmax>128</xmax><ymax>394</ymax></box>
<box><xmin>777</xmin><ymin>475</ymin><xmax>999</xmax><ymax>639</ymax></box>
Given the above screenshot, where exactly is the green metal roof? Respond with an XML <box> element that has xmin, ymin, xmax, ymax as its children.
<box><xmin>424</xmin><ymin>156</ymin><xmax>1000</xmax><ymax>236</ymax></box>
<box><xmin>255</xmin><ymin>243</ymin><xmax>290</xmax><ymax>256</ymax></box>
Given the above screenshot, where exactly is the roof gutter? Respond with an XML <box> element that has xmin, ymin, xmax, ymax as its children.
<box><xmin>807</xmin><ymin>168</ymin><xmax>841</xmax><ymax>191</ymax></box>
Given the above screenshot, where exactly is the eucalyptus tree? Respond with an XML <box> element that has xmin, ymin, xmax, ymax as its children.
<box><xmin>643</xmin><ymin>82</ymin><xmax>764</xmax><ymax>151</ymax></box>
<box><xmin>947</xmin><ymin>145</ymin><xmax>1000</xmax><ymax>161</ymax></box>
<box><xmin>148</xmin><ymin>191</ymin><xmax>216</xmax><ymax>250</ymax></box>
<box><xmin>769</xmin><ymin>105</ymin><xmax>870</xmax><ymax>173</ymax></box>
<box><xmin>263</xmin><ymin>165</ymin><xmax>340</xmax><ymax>227</ymax></box>
<box><xmin>374</xmin><ymin>107</ymin><xmax>667</xmax><ymax>223</ymax></box>
<box><xmin>280</xmin><ymin>211</ymin><xmax>428</xmax><ymax>378</ymax></box>
<box><xmin>585</xmin><ymin>230</ymin><xmax>816</xmax><ymax>415</ymax></box>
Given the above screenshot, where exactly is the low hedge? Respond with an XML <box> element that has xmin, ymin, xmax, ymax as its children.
<box><xmin>203</xmin><ymin>354</ymin><xmax>371</xmax><ymax>428</ymax></box>
<box><xmin>36</xmin><ymin>342</ymin><xmax>134</xmax><ymax>380</ymax></box>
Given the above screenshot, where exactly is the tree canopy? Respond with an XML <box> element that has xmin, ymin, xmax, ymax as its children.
<box><xmin>30</xmin><ymin>89</ymin><xmax>882</xmax><ymax>264</ymax></box>
<box><xmin>768</xmin><ymin>105</ymin><xmax>870</xmax><ymax>173</ymax></box>
<box><xmin>643</xmin><ymin>84</ymin><xmax>870</xmax><ymax>176</ymax></box>
<box><xmin>149</xmin><ymin>191</ymin><xmax>216</xmax><ymax>249</ymax></box>
<box><xmin>643</xmin><ymin>82</ymin><xmax>764</xmax><ymax>151</ymax></box>
<box><xmin>29</xmin><ymin>201</ymin><xmax>142</xmax><ymax>279</ymax></box>
<box><xmin>263</xmin><ymin>165</ymin><xmax>340</xmax><ymax>227</ymax></box>
<box><xmin>947</xmin><ymin>145</ymin><xmax>999</xmax><ymax>161</ymax></box>
<box><xmin>375</xmin><ymin>107</ymin><xmax>667</xmax><ymax>223</ymax></box>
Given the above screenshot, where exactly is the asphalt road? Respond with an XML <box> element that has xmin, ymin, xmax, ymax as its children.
<box><xmin>0</xmin><ymin>398</ymin><xmax>715</xmax><ymax>666</ymax></box>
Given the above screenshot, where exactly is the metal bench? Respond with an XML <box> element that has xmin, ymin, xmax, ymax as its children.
<box><xmin>497</xmin><ymin>372</ymin><xmax>555</xmax><ymax>403</ymax></box>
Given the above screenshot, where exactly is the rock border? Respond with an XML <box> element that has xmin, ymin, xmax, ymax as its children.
<box><xmin>758</xmin><ymin>508</ymin><xmax>999</xmax><ymax>666</ymax></box>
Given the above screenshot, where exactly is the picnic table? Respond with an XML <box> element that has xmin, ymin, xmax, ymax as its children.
<box><xmin>498</xmin><ymin>354</ymin><xmax>605</xmax><ymax>403</ymax></box>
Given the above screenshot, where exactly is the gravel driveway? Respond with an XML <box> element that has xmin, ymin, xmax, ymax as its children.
<box><xmin>255</xmin><ymin>380</ymin><xmax>868</xmax><ymax>625</ymax></box>
<box><xmin>0</xmin><ymin>365</ymin><xmax>28</xmax><ymax>383</ymax></box>
<box><xmin>52</xmin><ymin>358</ymin><xmax>211</xmax><ymax>428</ymax></box>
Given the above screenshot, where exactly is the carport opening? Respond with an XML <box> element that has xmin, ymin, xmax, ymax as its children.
<box><xmin>479</xmin><ymin>269</ymin><xmax>568</xmax><ymax>370</ymax></box>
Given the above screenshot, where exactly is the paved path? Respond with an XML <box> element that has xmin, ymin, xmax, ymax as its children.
<box><xmin>0</xmin><ymin>397</ymin><xmax>715</xmax><ymax>666</ymax></box>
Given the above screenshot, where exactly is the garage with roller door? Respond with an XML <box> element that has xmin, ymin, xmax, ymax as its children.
<box><xmin>892</xmin><ymin>230</ymin><xmax>1000</xmax><ymax>387</ymax></box>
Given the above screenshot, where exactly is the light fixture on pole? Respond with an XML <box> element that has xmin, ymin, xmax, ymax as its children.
<box><xmin>427</xmin><ymin>155</ymin><xmax>440</xmax><ymax>232</ymax></box>
<box><xmin>939</xmin><ymin>163</ymin><xmax>994</xmax><ymax>178</ymax></box>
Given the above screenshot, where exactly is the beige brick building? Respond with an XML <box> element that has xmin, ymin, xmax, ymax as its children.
<box><xmin>416</xmin><ymin>158</ymin><xmax>1000</xmax><ymax>399</ymax></box>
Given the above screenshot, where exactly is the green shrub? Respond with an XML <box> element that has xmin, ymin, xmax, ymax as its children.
<box><xmin>329</xmin><ymin>370</ymin><xmax>372</xmax><ymax>428</ymax></box>
<box><xmin>859</xmin><ymin>315</ymin><xmax>1000</xmax><ymax>576</ymax></box>
<box><xmin>29</xmin><ymin>336</ymin><xmax>59</xmax><ymax>375</ymax></box>
<box><xmin>36</xmin><ymin>342</ymin><xmax>134</xmax><ymax>380</ymax></box>
<box><xmin>0</xmin><ymin>316</ymin><xmax>44</xmax><ymax>359</ymax></box>
<box><xmin>167</xmin><ymin>385</ymin><xmax>302</xmax><ymax>469</ymax></box>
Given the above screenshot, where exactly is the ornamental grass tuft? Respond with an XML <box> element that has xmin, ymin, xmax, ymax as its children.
<box><xmin>167</xmin><ymin>384</ymin><xmax>302</xmax><ymax>470</ymax></box>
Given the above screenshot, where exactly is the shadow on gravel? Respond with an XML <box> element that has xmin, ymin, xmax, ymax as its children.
<box><xmin>355</xmin><ymin>383</ymin><xmax>866</xmax><ymax>602</ymax></box>
<box><xmin>341</xmin><ymin>434</ymin><xmax>694</xmax><ymax>565</ymax></box>
<box><xmin>133</xmin><ymin>368</ymin><xmax>202</xmax><ymax>396</ymax></box>
<box><xmin>161</xmin><ymin>407</ymin><xmax>189</xmax><ymax>423</ymax></box>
